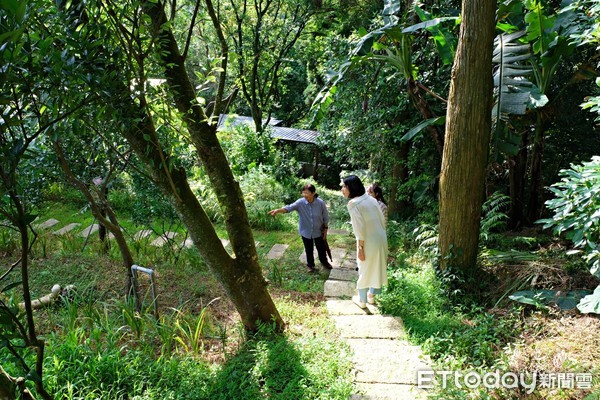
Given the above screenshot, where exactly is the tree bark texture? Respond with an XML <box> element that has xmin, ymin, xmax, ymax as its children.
<box><xmin>508</xmin><ymin>133</ymin><xmax>528</xmax><ymax>228</ymax></box>
<box><xmin>134</xmin><ymin>0</ymin><xmax>283</xmax><ymax>332</ymax></box>
<box><xmin>438</xmin><ymin>0</ymin><xmax>496</xmax><ymax>276</ymax></box>
<box><xmin>388</xmin><ymin>141</ymin><xmax>410</xmax><ymax>218</ymax></box>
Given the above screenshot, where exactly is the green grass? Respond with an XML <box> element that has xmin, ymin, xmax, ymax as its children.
<box><xmin>2</xmin><ymin>199</ymin><xmax>355</xmax><ymax>399</ymax></box>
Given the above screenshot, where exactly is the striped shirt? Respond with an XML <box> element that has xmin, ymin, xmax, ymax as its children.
<box><xmin>285</xmin><ymin>197</ymin><xmax>329</xmax><ymax>239</ymax></box>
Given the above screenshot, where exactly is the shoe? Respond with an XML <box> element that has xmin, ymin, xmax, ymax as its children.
<box><xmin>323</xmin><ymin>263</ymin><xmax>333</xmax><ymax>270</ymax></box>
<box><xmin>306</xmin><ymin>265</ymin><xmax>316</xmax><ymax>273</ymax></box>
<box><xmin>352</xmin><ymin>295</ymin><xmax>367</xmax><ymax>309</ymax></box>
<box><xmin>367</xmin><ymin>294</ymin><xmax>376</xmax><ymax>305</ymax></box>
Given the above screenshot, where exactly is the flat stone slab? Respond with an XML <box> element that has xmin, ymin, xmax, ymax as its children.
<box><xmin>134</xmin><ymin>230</ymin><xmax>153</xmax><ymax>240</ymax></box>
<box><xmin>327</xmin><ymin>299</ymin><xmax>371</xmax><ymax>315</ymax></box>
<box><xmin>329</xmin><ymin>268</ymin><xmax>357</xmax><ymax>281</ymax></box>
<box><xmin>352</xmin><ymin>383</ymin><xmax>428</xmax><ymax>400</ymax></box>
<box><xmin>329</xmin><ymin>229</ymin><xmax>350</xmax><ymax>235</ymax></box>
<box><xmin>332</xmin><ymin>315</ymin><xmax>406</xmax><ymax>339</ymax></box>
<box><xmin>348</xmin><ymin>338</ymin><xmax>431</xmax><ymax>385</ymax></box>
<box><xmin>324</xmin><ymin>279</ymin><xmax>355</xmax><ymax>298</ymax></box>
<box><xmin>80</xmin><ymin>224</ymin><xmax>99</xmax><ymax>237</ymax></box>
<box><xmin>266</xmin><ymin>243</ymin><xmax>288</xmax><ymax>259</ymax></box>
<box><xmin>37</xmin><ymin>218</ymin><xmax>59</xmax><ymax>229</ymax></box>
<box><xmin>53</xmin><ymin>223</ymin><xmax>81</xmax><ymax>236</ymax></box>
<box><xmin>330</xmin><ymin>247</ymin><xmax>348</xmax><ymax>267</ymax></box>
<box><xmin>150</xmin><ymin>231</ymin><xmax>178</xmax><ymax>247</ymax></box>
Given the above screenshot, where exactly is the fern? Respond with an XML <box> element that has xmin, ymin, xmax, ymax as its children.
<box><xmin>480</xmin><ymin>192</ymin><xmax>510</xmax><ymax>244</ymax></box>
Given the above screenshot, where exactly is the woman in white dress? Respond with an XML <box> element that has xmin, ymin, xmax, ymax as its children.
<box><xmin>341</xmin><ymin>175</ymin><xmax>388</xmax><ymax>308</ymax></box>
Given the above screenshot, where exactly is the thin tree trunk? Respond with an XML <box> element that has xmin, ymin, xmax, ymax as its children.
<box><xmin>438</xmin><ymin>0</ymin><xmax>496</xmax><ymax>281</ymax></box>
<box><xmin>508</xmin><ymin>132</ymin><xmax>529</xmax><ymax>229</ymax></box>
<box><xmin>527</xmin><ymin>113</ymin><xmax>545</xmax><ymax>224</ymax></box>
<box><xmin>388</xmin><ymin>141</ymin><xmax>410</xmax><ymax>218</ymax></box>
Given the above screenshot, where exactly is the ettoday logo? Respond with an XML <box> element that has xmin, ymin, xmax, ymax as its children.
<box><xmin>417</xmin><ymin>370</ymin><xmax>594</xmax><ymax>394</ymax></box>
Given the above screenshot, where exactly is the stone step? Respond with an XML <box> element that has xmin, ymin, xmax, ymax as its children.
<box><xmin>347</xmin><ymin>338</ymin><xmax>432</xmax><ymax>385</ymax></box>
<box><xmin>324</xmin><ymin>279</ymin><xmax>356</xmax><ymax>298</ymax></box>
<box><xmin>53</xmin><ymin>223</ymin><xmax>81</xmax><ymax>236</ymax></box>
<box><xmin>326</xmin><ymin>299</ymin><xmax>379</xmax><ymax>316</ymax></box>
<box><xmin>332</xmin><ymin>314</ymin><xmax>407</xmax><ymax>339</ymax></box>
<box><xmin>150</xmin><ymin>231</ymin><xmax>178</xmax><ymax>247</ymax></box>
<box><xmin>352</xmin><ymin>383</ymin><xmax>428</xmax><ymax>400</ymax></box>
<box><xmin>328</xmin><ymin>268</ymin><xmax>357</xmax><ymax>281</ymax></box>
<box><xmin>37</xmin><ymin>218</ymin><xmax>59</xmax><ymax>230</ymax></box>
<box><xmin>80</xmin><ymin>224</ymin><xmax>99</xmax><ymax>237</ymax></box>
<box><xmin>134</xmin><ymin>229</ymin><xmax>153</xmax><ymax>240</ymax></box>
<box><xmin>266</xmin><ymin>243</ymin><xmax>288</xmax><ymax>259</ymax></box>
<box><xmin>328</xmin><ymin>229</ymin><xmax>350</xmax><ymax>235</ymax></box>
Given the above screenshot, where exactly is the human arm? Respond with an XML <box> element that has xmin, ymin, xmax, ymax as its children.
<box><xmin>268</xmin><ymin>207</ymin><xmax>288</xmax><ymax>216</ymax></box>
<box><xmin>357</xmin><ymin>240</ymin><xmax>365</xmax><ymax>261</ymax></box>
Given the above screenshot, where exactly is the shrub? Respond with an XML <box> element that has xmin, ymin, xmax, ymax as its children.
<box><xmin>538</xmin><ymin>156</ymin><xmax>600</xmax><ymax>278</ymax></box>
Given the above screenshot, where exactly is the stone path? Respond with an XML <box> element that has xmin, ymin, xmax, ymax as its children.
<box><xmin>321</xmin><ymin>238</ymin><xmax>431</xmax><ymax>399</ymax></box>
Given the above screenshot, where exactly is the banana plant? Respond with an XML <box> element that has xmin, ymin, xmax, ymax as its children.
<box><xmin>311</xmin><ymin>0</ymin><xmax>457</xmax><ymax>154</ymax></box>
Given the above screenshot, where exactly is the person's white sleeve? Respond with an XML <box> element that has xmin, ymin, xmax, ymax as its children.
<box><xmin>349</xmin><ymin>206</ymin><xmax>366</xmax><ymax>240</ymax></box>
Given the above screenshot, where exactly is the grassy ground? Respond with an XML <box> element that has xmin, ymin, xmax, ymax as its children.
<box><xmin>3</xmin><ymin>196</ymin><xmax>600</xmax><ymax>399</ymax></box>
<box><xmin>1</xmin><ymin>200</ymin><xmax>356</xmax><ymax>399</ymax></box>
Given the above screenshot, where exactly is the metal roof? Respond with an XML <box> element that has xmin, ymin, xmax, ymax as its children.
<box><xmin>217</xmin><ymin>114</ymin><xmax>320</xmax><ymax>144</ymax></box>
<box><xmin>217</xmin><ymin>114</ymin><xmax>283</xmax><ymax>128</ymax></box>
<box><xmin>270</xmin><ymin>126</ymin><xmax>320</xmax><ymax>144</ymax></box>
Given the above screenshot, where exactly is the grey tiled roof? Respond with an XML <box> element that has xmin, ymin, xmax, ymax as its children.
<box><xmin>217</xmin><ymin>114</ymin><xmax>320</xmax><ymax>144</ymax></box>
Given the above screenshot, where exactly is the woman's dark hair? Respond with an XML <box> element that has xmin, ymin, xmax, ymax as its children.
<box><xmin>370</xmin><ymin>184</ymin><xmax>386</xmax><ymax>204</ymax></box>
<box><xmin>343</xmin><ymin>175</ymin><xmax>365</xmax><ymax>199</ymax></box>
<box><xmin>302</xmin><ymin>183</ymin><xmax>318</xmax><ymax>197</ymax></box>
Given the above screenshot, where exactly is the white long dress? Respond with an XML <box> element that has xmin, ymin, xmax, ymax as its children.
<box><xmin>347</xmin><ymin>193</ymin><xmax>388</xmax><ymax>290</ymax></box>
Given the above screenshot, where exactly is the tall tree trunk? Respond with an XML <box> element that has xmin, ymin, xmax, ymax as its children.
<box><xmin>388</xmin><ymin>141</ymin><xmax>410</xmax><ymax>218</ymax></box>
<box><xmin>508</xmin><ymin>132</ymin><xmax>529</xmax><ymax>229</ymax></box>
<box><xmin>135</xmin><ymin>0</ymin><xmax>283</xmax><ymax>332</ymax></box>
<box><xmin>407</xmin><ymin>79</ymin><xmax>445</xmax><ymax>156</ymax></box>
<box><xmin>438</xmin><ymin>0</ymin><xmax>496</xmax><ymax>283</ymax></box>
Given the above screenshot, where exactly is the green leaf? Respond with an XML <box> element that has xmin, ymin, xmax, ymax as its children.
<box><xmin>577</xmin><ymin>285</ymin><xmax>600</xmax><ymax>314</ymax></box>
<box><xmin>400</xmin><ymin>117</ymin><xmax>445</xmax><ymax>142</ymax></box>
<box><xmin>2</xmin><ymin>281</ymin><xmax>22</xmax><ymax>293</ymax></box>
<box><xmin>510</xmin><ymin>289</ymin><xmax>592</xmax><ymax>310</ymax></box>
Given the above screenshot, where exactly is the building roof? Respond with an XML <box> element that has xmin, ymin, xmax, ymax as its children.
<box><xmin>217</xmin><ymin>114</ymin><xmax>320</xmax><ymax>144</ymax></box>
<box><xmin>270</xmin><ymin>126</ymin><xmax>320</xmax><ymax>144</ymax></box>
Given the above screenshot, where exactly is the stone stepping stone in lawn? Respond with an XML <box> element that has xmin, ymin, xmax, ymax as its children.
<box><xmin>329</xmin><ymin>268</ymin><xmax>357</xmax><ymax>282</ymax></box>
<box><xmin>299</xmin><ymin>246</ymin><xmax>346</xmax><ymax>266</ymax></box>
<box><xmin>330</xmin><ymin>247</ymin><xmax>348</xmax><ymax>268</ymax></box>
<box><xmin>53</xmin><ymin>223</ymin><xmax>81</xmax><ymax>236</ymax></box>
<box><xmin>328</xmin><ymin>229</ymin><xmax>350</xmax><ymax>235</ymax></box>
<box><xmin>351</xmin><ymin>383</ymin><xmax>427</xmax><ymax>400</ymax></box>
<box><xmin>37</xmin><ymin>218</ymin><xmax>59</xmax><ymax>230</ymax></box>
<box><xmin>150</xmin><ymin>231</ymin><xmax>178</xmax><ymax>247</ymax></box>
<box><xmin>332</xmin><ymin>314</ymin><xmax>405</xmax><ymax>340</ymax></box>
<box><xmin>347</xmin><ymin>338</ymin><xmax>431</xmax><ymax>385</ymax></box>
<box><xmin>133</xmin><ymin>230</ymin><xmax>153</xmax><ymax>241</ymax></box>
<box><xmin>324</xmin><ymin>279</ymin><xmax>355</xmax><ymax>298</ymax></box>
<box><xmin>80</xmin><ymin>224</ymin><xmax>99</xmax><ymax>237</ymax></box>
<box><xmin>266</xmin><ymin>243</ymin><xmax>288</xmax><ymax>259</ymax></box>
